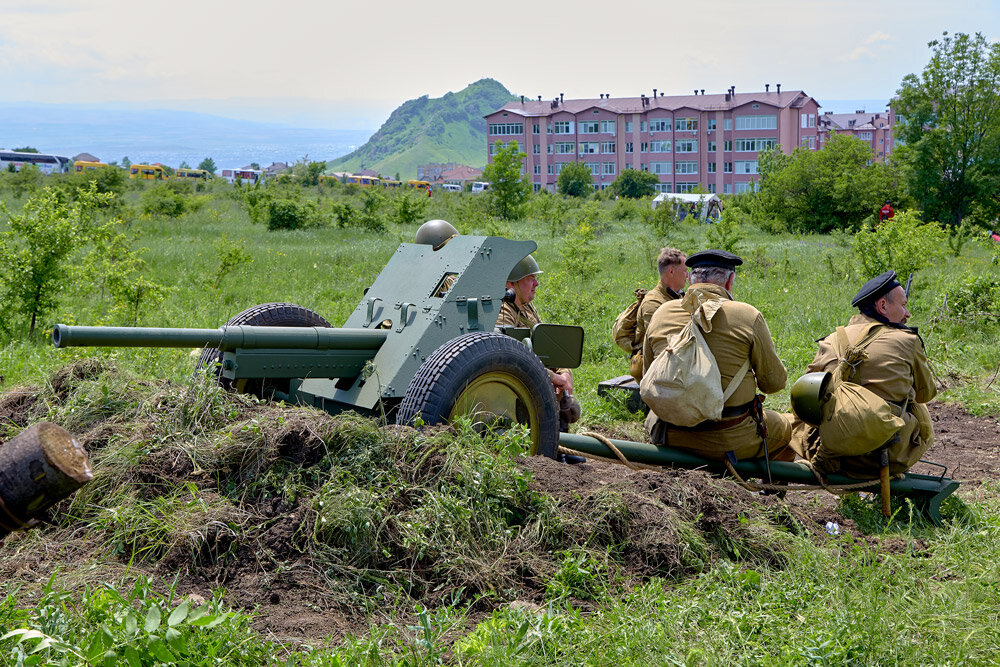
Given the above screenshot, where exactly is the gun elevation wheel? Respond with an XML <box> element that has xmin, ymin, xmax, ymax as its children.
<box><xmin>396</xmin><ymin>332</ymin><xmax>559</xmax><ymax>458</ymax></box>
<box><xmin>196</xmin><ymin>302</ymin><xmax>332</xmax><ymax>397</ymax></box>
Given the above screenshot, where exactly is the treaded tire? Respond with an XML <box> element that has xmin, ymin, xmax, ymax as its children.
<box><xmin>196</xmin><ymin>302</ymin><xmax>332</xmax><ymax>396</ymax></box>
<box><xmin>396</xmin><ymin>332</ymin><xmax>559</xmax><ymax>458</ymax></box>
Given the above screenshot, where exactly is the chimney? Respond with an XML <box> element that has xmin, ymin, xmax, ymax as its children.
<box><xmin>560</xmin><ymin>93</ymin><xmax>564</xmax><ymax>103</ymax></box>
<box><xmin>694</xmin><ymin>89</ymin><xmax>698</xmax><ymax>95</ymax></box>
<box><xmin>537</xmin><ymin>95</ymin><xmax>542</xmax><ymax>101</ymax></box>
<box><xmin>776</xmin><ymin>83</ymin><xmax>781</xmax><ymax>93</ymax></box>
<box><xmin>725</xmin><ymin>93</ymin><xmax>730</xmax><ymax>102</ymax></box>
<box><xmin>520</xmin><ymin>95</ymin><xmax>524</xmax><ymax>104</ymax></box>
<box><xmin>653</xmin><ymin>88</ymin><xmax>657</xmax><ymax>98</ymax></box>
<box><xmin>700</xmin><ymin>89</ymin><xmax>704</xmax><ymax>96</ymax></box>
<box><xmin>765</xmin><ymin>84</ymin><xmax>770</xmax><ymax>92</ymax></box>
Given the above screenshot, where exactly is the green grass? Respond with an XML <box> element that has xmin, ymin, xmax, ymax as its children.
<box><xmin>1</xmin><ymin>176</ymin><xmax>999</xmax><ymax>664</ymax></box>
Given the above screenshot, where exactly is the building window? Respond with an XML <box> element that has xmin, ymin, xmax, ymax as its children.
<box><xmin>724</xmin><ymin>140</ymin><xmax>733</xmax><ymax>151</ymax></box>
<box><xmin>858</xmin><ymin>132</ymin><xmax>873</xmax><ymax>141</ymax></box>
<box><xmin>533</xmin><ymin>144</ymin><xmax>540</xmax><ymax>154</ymax></box>
<box><xmin>553</xmin><ymin>121</ymin><xmax>574</xmax><ymax>134</ymax></box>
<box><xmin>533</xmin><ymin>124</ymin><xmax>540</xmax><ymax>134</ymax></box>
<box><xmin>547</xmin><ymin>164</ymin><xmax>553</xmax><ymax>174</ymax></box>
<box><xmin>547</xmin><ymin>144</ymin><xmax>553</xmax><ymax>154</ymax></box>
<box><xmin>640</xmin><ymin>121</ymin><xmax>648</xmax><ymax>132</ymax></box>
<box><xmin>723</xmin><ymin>183</ymin><xmax>732</xmax><ymax>194</ymax></box>
<box><xmin>809</xmin><ymin>114</ymin><xmax>815</xmax><ymax>128</ymax></box>
<box><xmin>675</xmin><ymin>140</ymin><xmax>697</xmax><ymax>153</ymax></box>
<box><xmin>603</xmin><ymin>162</ymin><xmax>616</xmax><ymax>175</ymax></box>
<box><xmin>675</xmin><ymin>161</ymin><xmax>698</xmax><ymax>175</ymax></box>
<box><xmin>555</xmin><ymin>142</ymin><xmax>575</xmax><ymax>154</ymax></box>
<box><xmin>735</xmin><ymin>115</ymin><xmax>777</xmax><ymax>130</ymax></box>
<box><xmin>585</xmin><ymin>162</ymin><xmax>600</xmax><ymax>175</ymax></box>
<box><xmin>640</xmin><ymin>142</ymin><xmax>648</xmax><ymax>153</ymax></box>
<box><xmin>724</xmin><ymin>118</ymin><xmax>732</xmax><ymax>130</ymax></box>
<box><xmin>625</xmin><ymin>121</ymin><xmax>633</xmax><ymax>132</ymax></box>
<box><xmin>676</xmin><ymin>182</ymin><xmax>696</xmax><ymax>193</ymax></box>
<box><xmin>601</xmin><ymin>120</ymin><xmax>616</xmax><ymax>133</ymax></box>
<box><xmin>675</xmin><ymin>117</ymin><xmax>698</xmax><ymax>131</ymax></box>
<box><xmin>807</xmin><ymin>136</ymin><xmax>816</xmax><ymax>149</ymax></box>
<box><xmin>488</xmin><ymin>142</ymin><xmax>508</xmax><ymax>155</ymax></box>
<box><xmin>734</xmin><ymin>181</ymin><xmax>758</xmax><ymax>194</ymax></box>
<box><xmin>724</xmin><ymin>162</ymin><xmax>733</xmax><ymax>173</ymax></box>
<box><xmin>708</xmin><ymin>183</ymin><xmax>716</xmax><ymax>193</ymax></box>
<box><xmin>552</xmin><ymin>163</ymin><xmax>566</xmax><ymax>175</ymax></box>
<box><xmin>489</xmin><ymin>123</ymin><xmax>524</xmax><ymax>135</ymax></box>
<box><xmin>707</xmin><ymin>141</ymin><xmax>716</xmax><ymax>152</ymax></box>
<box><xmin>707</xmin><ymin>119</ymin><xmax>717</xmax><ymax>130</ymax></box>
<box><xmin>649</xmin><ymin>119</ymin><xmax>671</xmax><ymax>132</ymax></box>
<box><xmin>533</xmin><ymin>183</ymin><xmax>541</xmax><ymax>192</ymax></box>
<box><xmin>650</xmin><ymin>140</ymin><xmax>671</xmax><ymax>153</ymax></box>
<box><xmin>734</xmin><ymin>160</ymin><xmax>759</xmax><ymax>174</ymax></box>
<box><xmin>533</xmin><ymin>165</ymin><xmax>541</xmax><ymax>174</ymax></box>
<box><xmin>601</xmin><ymin>142</ymin><xmax>616</xmax><ymax>153</ymax></box>
<box><xmin>578</xmin><ymin>142</ymin><xmax>598</xmax><ymax>155</ymax></box>
<box><xmin>580</xmin><ymin>121</ymin><xmax>599</xmax><ymax>133</ymax></box>
<box><xmin>734</xmin><ymin>138</ymin><xmax>777</xmax><ymax>152</ymax></box>
<box><xmin>625</xmin><ymin>142</ymin><xmax>633</xmax><ymax>153</ymax></box>
<box><xmin>752</xmin><ymin>103</ymin><xmax>759</xmax><ymax>109</ymax></box>
<box><xmin>654</xmin><ymin>183</ymin><xmax>673</xmax><ymax>193</ymax></box>
<box><xmin>650</xmin><ymin>161</ymin><xmax>672</xmax><ymax>174</ymax></box>
<box><xmin>707</xmin><ymin>162</ymin><xmax>716</xmax><ymax>173</ymax></box>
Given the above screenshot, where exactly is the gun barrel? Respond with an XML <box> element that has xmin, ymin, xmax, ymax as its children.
<box><xmin>52</xmin><ymin>324</ymin><xmax>389</xmax><ymax>352</ymax></box>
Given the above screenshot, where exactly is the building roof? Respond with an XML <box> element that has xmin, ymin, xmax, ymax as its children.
<box><xmin>490</xmin><ymin>90</ymin><xmax>817</xmax><ymax>118</ymax></box>
<box><xmin>818</xmin><ymin>110</ymin><xmax>890</xmax><ymax>131</ymax></box>
<box><xmin>73</xmin><ymin>152</ymin><xmax>101</xmax><ymax>163</ymax></box>
<box><xmin>440</xmin><ymin>165</ymin><xmax>483</xmax><ymax>182</ymax></box>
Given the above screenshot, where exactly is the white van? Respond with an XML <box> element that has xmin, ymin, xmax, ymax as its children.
<box><xmin>440</xmin><ymin>183</ymin><xmax>462</xmax><ymax>192</ymax></box>
<box><xmin>470</xmin><ymin>181</ymin><xmax>490</xmax><ymax>193</ymax></box>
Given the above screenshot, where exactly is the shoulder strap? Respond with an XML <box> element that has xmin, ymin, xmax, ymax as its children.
<box><xmin>722</xmin><ymin>358</ymin><xmax>751</xmax><ymax>402</ymax></box>
<box><xmin>834</xmin><ymin>322</ymin><xmax>886</xmax><ymax>380</ymax></box>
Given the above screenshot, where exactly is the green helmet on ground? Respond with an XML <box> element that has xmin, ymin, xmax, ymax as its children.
<box><xmin>508</xmin><ymin>254</ymin><xmax>543</xmax><ymax>282</ymax></box>
<box><xmin>790</xmin><ymin>371</ymin><xmax>832</xmax><ymax>426</ymax></box>
<box><xmin>414</xmin><ymin>219</ymin><xmax>459</xmax><ymax>250</ymax></box>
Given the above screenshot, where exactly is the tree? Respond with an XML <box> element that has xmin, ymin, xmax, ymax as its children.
<box><xmin>895</xmin><ymin>32</ymin><xmax>1000</xmax><ymax>227</ymax></box>
<box><xmin>179</xmin><ymin>161</ymin><xmax>191</xmax><ymax>169</ymax></box>
<box><xmin>609</xmin><ymin>169</ymin><xmax>659</xmax><ymax>199</ymax></box>
<box><xmin>198</xmin><ymin>157</ymin><xmax>217</xmax><ymax>175</ymax></box>
<box><xmin>482</xmin><ymin>141</ymin><xmax>530</xmax><ymax>220</ymax></box>
<box><xmin>12</xmin><ymin>146</ymin><xmax>39</xmax><ymax>153</ymax></box>
<box><xmin>121</xmin><ymin>156</ymin><xmax>131</xmax><ymax>169</ymax></box>
<box><xmin>755</xmin><ymin>135</ymin><xmax>904</xmax><ymax>232</ymax></box>
<box><xmin>557</xmin><ymin>161</ymin><xmax>593</xmax><ymax>197</ymax></box>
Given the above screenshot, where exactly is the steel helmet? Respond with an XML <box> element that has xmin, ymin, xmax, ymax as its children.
<box><xmin>414</xmin><ymin>219</ymin><xmax>459</xmax><ymax>250</ymax></box>
<box><xmin>508</xmin><ymin>255</ymin><xmax>543</xmax><ymax>282</ymax></box>
<box><xmin>790</xmin><ymin>371</ymin><xmax>833</xmax><ymax>426</ymax></box>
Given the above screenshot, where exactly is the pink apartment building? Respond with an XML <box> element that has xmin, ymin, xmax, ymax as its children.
<box><xmin>816</xmin><ymin>109</ymin><xmax>894</xmax><ymax>161</ymax></box>
<box><xmin>484</xmin><ymin>86</ymin><xmax>821</xmax><ymax>194</ymax></box>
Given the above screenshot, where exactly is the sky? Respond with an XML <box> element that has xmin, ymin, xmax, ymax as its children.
<box><xmin>0</xmin><ymin>0</ymin><xmax>997</xmax><ymax>129</ymax></box>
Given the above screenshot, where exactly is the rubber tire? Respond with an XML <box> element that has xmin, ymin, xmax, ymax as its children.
<box><xmin>196</xmin><ymin>302</ymin><xmax>332</xmax><ymax>397</ymax></box>
<box><xmin>396</xmin><ymin>332</ymin><xmax>559</xmax><ymax>458</ymax></box>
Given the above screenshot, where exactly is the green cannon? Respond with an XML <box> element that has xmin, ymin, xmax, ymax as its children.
<box><xmin>52</xmin><ymin>235</ymin><xmax>585</xmax><ymax>457</ymax></box>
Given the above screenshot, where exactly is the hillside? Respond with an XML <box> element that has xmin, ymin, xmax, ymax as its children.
<box><xmin>327</xmin><ymin>78</ymin><xmax>516</xmax><ymax>178</ymax></box>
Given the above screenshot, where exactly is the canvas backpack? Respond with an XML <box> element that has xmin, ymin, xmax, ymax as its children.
<box><xmin>612</xmin><ymin>288</ymin><xmax>647</xmax><ymax>354</ymax></box>
<box><xmin>815</xmin><ymin>323</ymin><xmax>905</xmax><ymax>457</ymax></box>
<box><xmin>638</xmin><ymin>304</ymin><xmax>750</xmax><ymax>427</ymax></box>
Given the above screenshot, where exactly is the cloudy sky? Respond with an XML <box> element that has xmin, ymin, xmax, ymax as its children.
<box><xmin>0</xmin><ymin>0</ymin><xmax>997</xmax><ymax>128</ymax></box>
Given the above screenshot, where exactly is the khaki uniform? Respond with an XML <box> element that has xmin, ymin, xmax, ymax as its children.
<box><xmin>635</xmin><ymin>283</ymin><xmax>682</xmax><ymax>350</ymax></box>
<box><xmin>790</xmin><ymin>313</ymin><xmax>936</xmax><ymax>476</ymax></box>
<box><xmin>495</xmin><ymin>300</ymin><xmax>579</xmax><ymax>429</ymax></box>
<box><xmin>641</xmin><ymin>283</ymin><xmax>791</xmax><ymax>460</ymax></box>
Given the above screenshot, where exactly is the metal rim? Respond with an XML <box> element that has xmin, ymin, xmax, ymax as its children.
<box><xmin>448</xmin><ymin>370</ymin><xmax>542</xmax><ymax>455</ymax></box>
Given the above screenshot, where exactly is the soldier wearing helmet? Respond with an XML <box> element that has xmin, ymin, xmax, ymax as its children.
<box><xmin>415</xmin><ymin>220</ymin><xmax>460</xmax><ymax>297</ymax></box>
<box><xmin>496</xmin><ymin>254</ymin><xmax>582</xmax><ymax>436</ymax></box>
<box><xmin>789</xmin><ymin>270</ymin><xmax>936</xmax><ymax>476</ymax></box>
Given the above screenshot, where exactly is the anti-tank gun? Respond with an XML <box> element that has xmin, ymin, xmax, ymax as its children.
<box><xmin>52</xmin><ymin>236</ymin><xmax>585</xmax><ymax>457</ymax></box>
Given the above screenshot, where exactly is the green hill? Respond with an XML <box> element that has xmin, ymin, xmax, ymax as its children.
<box><xmin>327</xmin><ymin>78</ymin><xmax>516</xmax><ymax>179</ymax></box>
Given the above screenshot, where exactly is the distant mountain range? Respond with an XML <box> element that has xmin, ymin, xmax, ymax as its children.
<box><xmin>327</xmin><ymin>79</ymin><xmax>517</xmax><ymax>177</ymax></box>
<box><xmin>0</xmin><ymin>104</ymin><xmax>373</xmax><ymax>170</ymax></box>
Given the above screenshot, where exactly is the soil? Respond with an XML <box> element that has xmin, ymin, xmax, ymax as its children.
<box><xmin>0</xmin><ymin>371</ymin><xmax>996</xmax><ymax>645</ymax></box>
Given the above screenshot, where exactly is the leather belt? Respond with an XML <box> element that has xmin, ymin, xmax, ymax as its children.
<box><xmin>669</xmin><ymin>410</ymin><xmax>751</xmax><ymax>432</ymax></box>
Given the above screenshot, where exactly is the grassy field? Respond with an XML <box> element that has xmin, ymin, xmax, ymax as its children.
<box><xmin>1</xmin><ymin>176</ymin><xmax>999</xmax><ymax>664</ymax></box>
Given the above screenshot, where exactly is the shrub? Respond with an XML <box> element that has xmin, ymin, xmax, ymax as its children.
<box><xmin>265</xmin><ymin>198</ymin><xmax>310</xmax><ymax>231</ymax></box>
<box><xmin>852</xmin><ymin>210</ymin><xmax>948</xmax><ymax>279</ymax></box>
<box><xmin>641</xmin><ymin>200</ymin><xmax>678</xmax><ymax>236</ymax></box>
<box><xmin>141</xmin><ymin>184</ymin><xmax>186</xmax><ymax>217</ymax></box>
<box><xmin>705</xmin><ymin>210</ymin><xmax>746</xmax><ymax>255</ymax></box>
<box><xmin>943</xmin><ymin>273</ymin><xmax>1000</xmax><ymax>320</ymax></box>
<box><xmin>392</xmin><ymin>191</ymin><xmax>427</xmax><ymax>226</ymax></box>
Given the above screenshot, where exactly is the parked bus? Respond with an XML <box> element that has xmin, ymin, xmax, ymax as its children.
<box><xmin>380</xmin><ymin>179</ymin><xmax>402</xmax><ymax>188</ymax></box>
<box><xmin>175</xmin><ymin>168</ymin><xmax>211</xmax><ymax>180</ymax></box>
<box><xmin>345</xmin><ymin>175</ymin><xmax>380</xmax><ymax>187</ymax></box>
<box><xmin>439</xmin><ymin>183</ymin><xmax>461</xmax><ymax>193</ymax></box>
<box><xmin>470</xmin><ymin>181</ymin><xmax>490</xmax><ymax>193</ymax></box>
<box><xmin>407</xmin><ymin>180</ymin><xmax>432</xmax><ymax>191</ymax></box>
<box><xmin>230</xmin><ymin>169</ymin><xmax>263</xmax><ymax>185</ymax></box>
<box><xmin>129</xmin><ymin>164</ymin><xmax>168</xmax><ymax>180</ymax></box>
<box><xmin>74</xmin><ymin>160</ymin><xmax>109</xmax><ymax>172</ymax></box>
<box><xmin>0</xmin><ymin>151</ymin><xmax>71</xmax><ymax>175</ymax></box>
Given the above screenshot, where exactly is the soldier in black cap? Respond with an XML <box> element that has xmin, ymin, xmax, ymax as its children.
<box><xmin>789</xmin><ymin>270</ymin><xmax>936</xmax><ymax>476</ymax></box>
<box><xmin>640</xmin><ymin>249</ymin><xmax>793</xmax><ymax>461</ymax></box>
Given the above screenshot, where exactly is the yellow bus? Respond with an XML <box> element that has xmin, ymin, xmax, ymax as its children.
<box><xmin>129</xmin><ymin>164</ymin><xmax>167</xmax><ymax>180</ymax></box>
<box><xmin>175</xmin><ymin>168</ymin><xmax>211</xmax><ymax>180</ymax></box>
<box><xmin>407</xmin><ymin>180</ymin><xmax>432</xmax><ymax>191</ymax></box>
<box><xmin>74</xmin><ymin>160</ymin><xmax>108</xmax><ymax>172</ymax></box>
<box><xmin>380</xmin><ymin>179</ymin><xmax>402</xmax><ymax>188</ymax></box>
<box><xmin>346</xmin><ymin>175</ymin><xmax>380</xmax><ymax>187</ymax></box>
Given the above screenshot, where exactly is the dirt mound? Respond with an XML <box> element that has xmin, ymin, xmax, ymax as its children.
<box><xmin>915</xmin><ymin>402</ymin><xmax>1000</xmax><ymax>483</ymax></box>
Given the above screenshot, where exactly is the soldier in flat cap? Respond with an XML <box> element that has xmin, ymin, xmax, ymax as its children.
<box><xmin>789</xmin><ymin>270</ymin><xmax>936</xmax><ymax>476</ymax></box>
<box><xmin>641</xmin><ymin>249</ymin><xmax>793</xmax><ymax>461</ymax></box>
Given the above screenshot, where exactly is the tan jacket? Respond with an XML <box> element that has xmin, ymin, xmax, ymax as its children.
<box><xmin>790</xmin><ymin>313</ymin><xmax>936</xmax><ymax>475</ymax></box>
<box><xmin>635</xmin><ymin>283</ymin><xmax>681</xmax><ymax>351</ymax></box>
<box><xmin>496</xmin><ymin>300</ymin><xmax>541</xmax><ymax>329</ymax></box>
<box><xmin>641</xmin><ymin>283</ymin><xmax>790</xmax><ymax>459</ymax></box>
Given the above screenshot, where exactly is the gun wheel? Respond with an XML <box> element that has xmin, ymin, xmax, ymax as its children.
<box><xmin>196</xmin><ymin>302</ymin><xmax>331</xmax><ymax>397</ymax></box>
<box><xmin>396</xmin><ymin>332</ymin><xmax>559</xmax><ymax>458</ymax></box>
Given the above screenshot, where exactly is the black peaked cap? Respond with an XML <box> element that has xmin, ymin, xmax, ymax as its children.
<box><xmin>685</xmin><ymin>249</ymin><xmax>743</xmax><ymax>270</ymax></box>
<box><xmin>851</xmin><ymin>270</ymin><xmax>900</xmax><ymax>308</ymax></box>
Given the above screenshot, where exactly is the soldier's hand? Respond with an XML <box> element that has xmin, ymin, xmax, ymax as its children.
<box><xmin>550</xmin><ymin>370</ymin><xmax>573</xmax><ymax>397</ymax></box>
